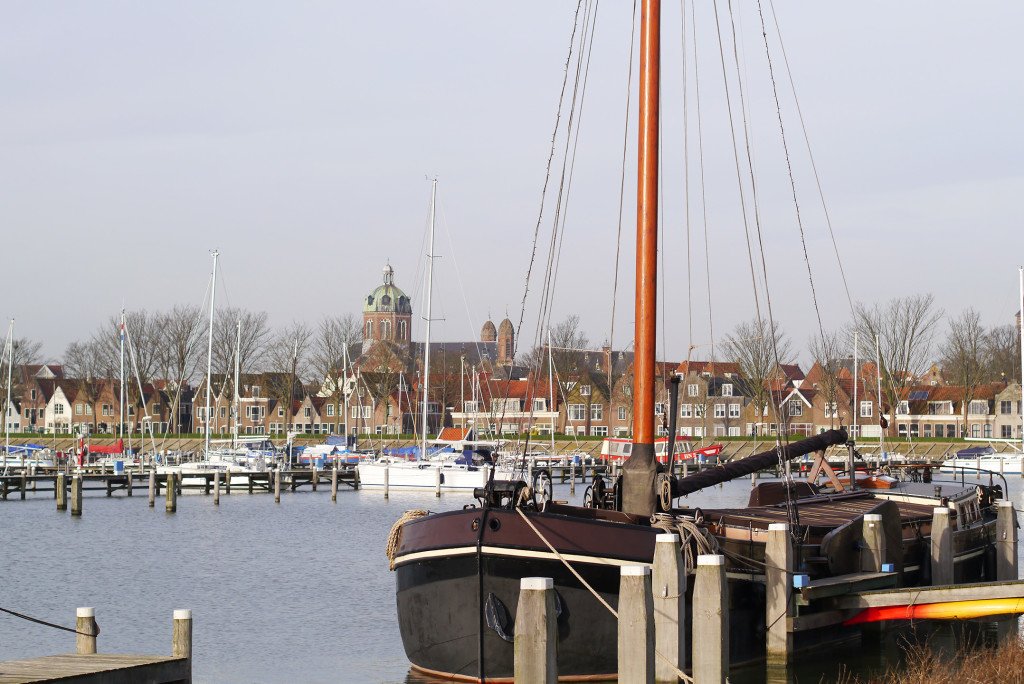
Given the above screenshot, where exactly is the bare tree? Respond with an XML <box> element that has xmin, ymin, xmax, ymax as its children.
<box><xmin>722</xmin><ymin>319</ymin><xmax>794</xmax><ymax>435</ymax></box>
<box><xmin>265</xmin><ymin>322</ymin><xmax>314</xmax><ymax>432</ymax></box>
<box><xmin>809</xmin><ymin>330</ymin><xmax>847</xmax><ymax>428</ymax></box>
<box><xmin>159</xmin><ymin>305</ymin><xmax>205</xmax><ymax>432</ymax></box>
<box><xmin>940</xmin><ymin>309</ymin><xmax>986</xmax><ymax>435</ymax></box>
<box><xmin>211</xmin><ymin>308</ymin><xmax>271</xmax><ymax>380</ymax></box>
<box><xmin>0</xmin><ymin>337</ymin><xmax>43</xmax><ymax>429</ymax></box>
<box><xmin>92</xmin><ymin>310</ymin><xmax>164</xmax><ymax>387</ymax></box>
<box><xmin>63</xmin><ymin>340</ymin><xmax>106</xmax><ymax>380</ymax></box>
<box><xmin>853</xmin><ymin>294</ymin><xmax>943</xmax><ymax>436</ymax></box>
<box><xmin>984</xmin><ymin>324</ymin><xmax>1022</xmax><ymax>383</ymax></box>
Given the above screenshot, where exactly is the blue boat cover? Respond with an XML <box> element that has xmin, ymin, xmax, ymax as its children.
<box><xmin>956</xmin><ymin>446</ymin><xmax>996</xmax><ymax>458</ymax></box>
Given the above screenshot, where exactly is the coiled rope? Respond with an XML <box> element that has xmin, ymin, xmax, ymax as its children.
<box><xmin>651</xmin><ymin>513</ymin><xmax>720</xmax><ymax>571</ymax></box>
<box><xmin>385</xmin><ymin>509</ymin><xmax>429</xmax><ymax>571</ymax></box>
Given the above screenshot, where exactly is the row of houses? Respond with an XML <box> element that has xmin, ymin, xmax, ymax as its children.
<box><xmin>4</xmin><ymin>357</ymin><xmax>1022</xmax><ymax>442</ymax></box>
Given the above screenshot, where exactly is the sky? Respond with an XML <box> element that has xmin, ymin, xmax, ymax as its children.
<box><xmin>2</xmin><ymin>1</ymin><xmax>1022</xmax><ymax>366</ymax></box>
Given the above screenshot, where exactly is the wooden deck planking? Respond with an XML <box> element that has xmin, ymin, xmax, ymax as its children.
<box><xmin>0</xmin><ymin>653</ymin><xmax>187</xmax><ymax>684</ymax></box>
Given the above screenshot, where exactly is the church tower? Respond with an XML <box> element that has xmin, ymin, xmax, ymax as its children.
<box><xmin>362</xmin><ymin>264</ymin><xmax>413</xmax><ymax>354</ymax></box>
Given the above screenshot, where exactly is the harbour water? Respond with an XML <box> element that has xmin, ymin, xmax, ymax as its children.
<box><xmin>1</xmin><ymin>471</ymin><xmax>1020</xmax><ymax>683</ymax></box>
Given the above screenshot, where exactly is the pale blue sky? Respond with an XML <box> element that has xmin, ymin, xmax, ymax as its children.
<box><xmin>2</xmin><ymin>2</ymin><xmax>1021</xmax><ymax>363</ymax></box>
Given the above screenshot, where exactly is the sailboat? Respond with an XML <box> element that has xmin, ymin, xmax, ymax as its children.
<box><xmin>386</xmin><ymin>3</ymin><xmax>1006</xmax><ymax>680</ymax></box>
<box><xmin>356</xmin><ymin>180</ymin><xmax>507</xmax><ymax>492</ymax></box>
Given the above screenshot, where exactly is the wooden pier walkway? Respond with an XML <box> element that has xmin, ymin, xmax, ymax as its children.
<box><xmin>0</xmin><ymin>654</ymin><xmax>188</xmax><ymax>683</ymax></box>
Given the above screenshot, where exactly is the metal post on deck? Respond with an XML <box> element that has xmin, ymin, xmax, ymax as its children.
<box><xmin>76</xmin><ymin>608</ymin><xmax>97</xmax><ymax>655</ymax></box>
<box><xmin>860</xmin><ymin>513</ymin><xmax>885</xmax><ymax>573</ymax></box>
<box><xmin>618</xmin><ymin>565</ymin><xmax>654</xmax><ymax>684</ymax></box>
<box><xmin>513</xmin><ymin>577</ymin><xmax>557</xmax><ymax>683</ymax></box>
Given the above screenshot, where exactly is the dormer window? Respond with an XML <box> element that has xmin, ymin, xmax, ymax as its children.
<box><xmin>381</xmin><ymin>295</ymin><xmax>391</xmax><ymax>307</ymax></box>
<box><xmin>722</xmin><ymin>384</ymin><xmax>733</xmax><ymax>397</ymax></box>
<box><xmin>252</xmin><ymin>386</ymin><xmax>260</xmax><ymax>398</ymax></box>
<box><xmin>366</xmin><ymin>295</ymin><xmax>374</xmax><ymax>306</ymax></box>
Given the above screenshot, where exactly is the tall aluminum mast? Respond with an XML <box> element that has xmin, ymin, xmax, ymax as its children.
<box><xmin>204</xmin><ymin>250</ymin><xmax>219</xmax><ymax>457</ymax></box>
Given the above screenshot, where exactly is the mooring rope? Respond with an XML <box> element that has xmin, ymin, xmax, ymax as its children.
<box><xmin>0</xmin><ymin>606</ymin><xmax>98</xmax><ymax>637</ymax></box>
<box><xmin>385</xmin><ymin>509</ymin><xmax>429</xmax><ymax>571</ymax></box>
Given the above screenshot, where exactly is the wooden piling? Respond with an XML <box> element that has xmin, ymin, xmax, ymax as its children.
<box><xmin>996</xmin><ymin>500</ymin><xmax>1018</xmax><ymax>581</ymax></box>
<box><xmin>76</xmin><ymin>608</ymin><xmax>97</xmax><ymax>655</ymax></box>
<box><xmin>166</xmin><ymin>473</ymin><xmax>177</xmax><ymax>513</ymax></box>
<box><xmin>213</xmin><ymin>471</ymin><xmax>221</xmax><ymax>506</ymax></box>
<box><xmin>70</xmin><ymin>475</ymin><xmax>82</xmax><ymax>517</ymax></box>
<box><xmin>148</xmin><ymin>471</ymin><xmax>156</xmax><ymax>507</ymax></box>
<box><xmin>172</xmin><ymin>608</ymin><xmax>193</xmax><ymax>684</ymax></box>
<box><xmin>274</xmin><ymin>469</ymin><xmax>281</xmax><ymax>503</ymax></box>
<box><xmin>435</xmin><ymin>467</ymin><xmax>441</xmax><ymax>498</ymax></box>
<box><xmin>224</xmin><ymin>470</ymin><xmax>231</xmax><ymax>495</ymax></box>
<box><xmin>20</xmin><ymin>472</ymin><xmax>26</xmax><ymax>500</ymax></box>
<box><xmin>618</xmin><ymin>565</ymin><xmax>654</xmax><ymax>684</ymax></box>
<box><xmin>653</xmin><ymin>533</ymin><xmax>685</xmax><ymax>683</ymax></box>
<box><xmin>860</xmin><ymin>513</ymin><xmax>885</xmax><ymax>573</ymax></box>
<box><xmin>312</xmin><ymin>466</ymin><xmax>319</xmax><ymax>492</ymax></box>
<box><xmin>513</xmin><ymin>577</ymin><xmax>557</xmax><ymax>683</ymax></box>
<box><xmin>56</xmin><ymin>473</ymin><xmax>67</xmax><ymax>511</ymax></box>
<box><xmin>331</xmin><ymin>465</ymin><xmax>338</xmax><ymax>502</ymax></box>
<box><xmin>930</xmin><ymin>506</ymin><xmax>953</xmax><ymax>585</ymax></box>
<box><xmin>765</xmin><ymin>523</ymin><xmax>792</xmax><ymax>664</ymax></box>
<box><xmin>570</xmin><ymin>460</ymin><xmax>576</xmax><ymax>496</ymax></box>
<box><xmin>126</xmin><ymin>471</ymin><xmax>133</xmax><ymax>497</ymax></box>
<box><xmin>384</xmin><ymin>463</ymin><xmax>390</xmax><ymax>499</ymax></box>
<box><xmin>692</xmin><ymin>555</ymin><xmax>728</xmax><ymax>684</ymax></box>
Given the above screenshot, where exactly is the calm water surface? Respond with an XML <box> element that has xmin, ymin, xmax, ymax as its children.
<box><xmin>1</xmin><ymin>472</ymin><xmax>1021</xmax><ymax>683</ymax></box>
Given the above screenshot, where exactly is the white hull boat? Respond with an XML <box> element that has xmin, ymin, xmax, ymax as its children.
<box><xmin>357</xmin><ymin>460</ymin><xmax>500</xmax><ymax>491</ymax></box>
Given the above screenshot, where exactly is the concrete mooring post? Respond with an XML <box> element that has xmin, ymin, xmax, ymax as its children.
<box><xmin>996</xmin><ymin>500</ymin><xmax>1018</xmax><ymax>581</ymax></box>
<box><xmin>860</xmin><ymin>513</ymin><xmax>885</xmax><ymax>572</ymax></box>
<box><xmin>930</xmin><ymin>506</ymin><xmax>953</xmax><ymax>585</ymax></box>
<box><xmin>213</xmin><ymin>471</ymin><xmax>221</xmax><ymax>506</ymax></box>
<box><xmin>172</xmin><ymin>608</ymin><xmax>193</xmax><ymax>684</ymax></box>
<box><xmin>76</xmin><ymin>607</ymin><xmax>97</xmax><ymax>655</ymax></box>
<box><xmin>70</xmin><ymin>475</ymin><xmax>83</xmax><ymax>517</ymax></box>
<box><xmin>513</xmin><ymin>577</ymin><xmax>557</xmax><ymax>683</ymax></box>
<box><xmin>653</xmin><ymin>533</ymin><xmax>685</xmax><ymax>684</ymax></box>
<box><xmin>56</xmin><ymin>473</ymin><xmax>67</xmax><ymax>511</ymax></box>
<box><xmin>331</xmin><ymin>464</ymin><xmax>338</xmax><ymax>502</ymax></box>
<box><xmin>693</xmin><ymin>555</ymin><xmax>728</xmax><ymax>684</ymax></box>
<box><xmin>148</xmin><ymin>470</ymin><xmax>156</xmax><ymax>507</ymax></box>
<box><xmin>765</xmin><ymin>523</ymin><xmax>793</xmax><ymax>665</ymax></box>
<box><xmin>618</xmin><ymin>565</ymin><xmax>654</xmax><ymax>684</ymax></box>
<box><xmin>166</xmin><ymin>473</ymin><xmax>177</xmax><ymax>513</ymax></box>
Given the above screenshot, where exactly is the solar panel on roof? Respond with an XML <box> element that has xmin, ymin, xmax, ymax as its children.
<box><xmin>908</xmin><ymin>390</ymin><xmax>929</xmax><ymax>401</ymax></box>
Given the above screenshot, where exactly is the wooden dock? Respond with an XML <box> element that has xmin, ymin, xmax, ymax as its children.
<box><xmin>0</xmin><ymin>654</ymin><xmax>188</xmax><ymax>683</ymax></box>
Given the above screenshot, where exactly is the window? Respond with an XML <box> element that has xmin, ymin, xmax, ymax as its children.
<box><xmin>1003</xmin><ymin>425</ymin><xmax>1014</xmax><ymax>439</ymax></box>
<box><xmin>969</xmin><ymin>400</ymin><xmax>988</xmax><ymax>415</ymax></box>
<box><xmin>654</xmin><ymin>403</ymin><xmax>666</xmax><ymax>416</ymax></box>
<box><xmin>591</xmin><ymin>426</ymin><xmax>608</xmax><ymax>437</ymax></box>
<box><xmin>687</xmin><ymin>384</ymin><xmax>699</xmax><ymax>397</ymax></box>
<box><xmin>86</xmin><ymin>404</ymin><xmax>93</xmax><ymax>415</ymax></box>
<box><xmin>714</xmin><ymin>404</ymin><xmax>726</xmax><ymax>418</ymax></box>
<box><xmin>656</xmin><ymin>425</ymin><xmax>668</xmax><ymax>436</ymax></box>
<box><xmin>533</xmin><ymin>398</ymin><xmax>547</xmax><ymax>412</ymax></box>
<box><xmin>304</xmin><ymin>407</ymin><xmax>311</xmax><ymax>418</ymax></box>
<box><xmin>398</xmin><ymin>320</ymin><xmax>407</xmax><ymax>341</ymax></box>
<box><xmin>728</xmin><ymin>403</ymin><xmax>740</xmax><ymax>418</ymax></box>
<box><xmin>788</xmin><ymin>400</ymin><xmax>803</xmax><ymax>417</ymax></box>
<box><xmin>278</xmin><ymin>407</ymin><xmax>285</xmax><ymax>417</ymax></box>
<box><xmin>680</xmin><ymin>404</ymin><xmax>692</xmax><ymax>418</ymax></box>
<box><xmin>568</xmin><ymin>404</ymin><xmax>586</xmax><ymax>421</ymax></box>
<box><xmin>860</xmin><ymin>401</ymin><xmax>873</xmax><ymax>418</ymax></box>
<box><xmin>722</xmin><ymin>384</ymin><xmax>733</xmax><ymax>397</ymax></box>
<box><xmin>128</xmin><ymin>405</ymin><xmax>134</xmax><ymax>416</ymax></box>
<box><xmin>326</xmin><ymin>404</ymin><xmax>335</xmax><ymax>417</ymax></box>
<box><xmin>694</xmin><ymin>404</ymin><xmax>706</xmax><ymax>418</ymax></box>
<box><xmin>618</xmin><ymin>407</ymin><xmax>627</xmax><ymax>421</ymax></box>
<box><xmin>580</xmin><ymin>385</ymin><xmax>591</xmax><ymax>397</ymax></box>
<box><xmin>947</xmin><ymin>423</ymin><xmax>957</xmax><ymax>437</ymax></box>
<box><xmin>55</xmin><ymin>404</ymin><xmax>65</xmax><ymax>415</ymax></box>
<box><xmin>971</xmin><ymin>424</ymin><xmax>980</xmax><ymax>438</ymax></box>
<box><xmin>923</xmin><ymin>424</ymin><xmax>932</xmax><ymax>438</ymax></box>
<box><xmin>590</xmin><ymin>404</ymin><xmax>603</xmax><ymax>421</ymax></box>
<box><xmin>381</xmin><ymin>319</ymin><xmax>392</xmax><ymax>340</ymax></box>
<box><xmin>252</xmin><ymin>386</ymin><xmax>261</xmax><ymax>398</ymax></box>
<box><xmin>463</xmin><ymin>400</ymin><xmax>480</xmax><ymax>412</ymax></box>
<box><xmin>1002</xmin><ymin>400</ymin><xmax>1013</xmax><ymax>414</ymax></box>
<box><xmin>350</xmin><ymin>406</ymin><xmax>371</xmax><ymax>419</ymax></box>
<box><xmin>31</xmin><ymin>389</ymin><xmax>36</xmax><ymax>401</ymax></box>
<box><xmin>75</xmin><ymin>403</ymin><xmax>83</xmax><ymax>415</ymax></box>
<box><xmin>984</xmin><ymin>424</ymin><xmax>992</xmax><ymax>438</ymax></box>
<box><xmin>935</xmin><ymin>424</ymin><xmax>944</xmax><ymax>438</ymax></box>
<box><xmin>897</xmin><ymin>401</ymin><xmax>909</xmax><ymax>416</ymax></box>
<box><xmin>365</xmin><ymin>320</ymin><xmax>373</xmax><ymax>338</ymax></box>
<box><xmin>728</xmin><ymin>426</ymin><xmax>740</xmax><ymax>437</ymax></box>
<box><xmin>152</xmin><ymin>403</ymin><xmax>160</xmax><ymax>413</ymax></box>
<box><xmin>220</xmin><ymin>407</ymin><xmax>227</xmax><ymax>418</ymax></box>
<box><xmin>824</xmin><ymin>402</ymin><xmax>838</xmax><ymax>418</ymax></box>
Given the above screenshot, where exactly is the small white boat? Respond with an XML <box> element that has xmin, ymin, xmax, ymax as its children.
<box><xmin>940</xmin><ymin>446</ymin><xmax>1023</xmax><ymax>475</ymax></box>
<box><xmin>357</xmin><ymin>456</ymin><xmax>498</xmax><ymax>491</ymax></box>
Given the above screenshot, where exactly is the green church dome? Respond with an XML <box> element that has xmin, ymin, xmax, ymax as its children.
<box><xmin>364</xmin><ymin>263</ymin><xmax>412</xmax><ymax>314</ymax></box>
